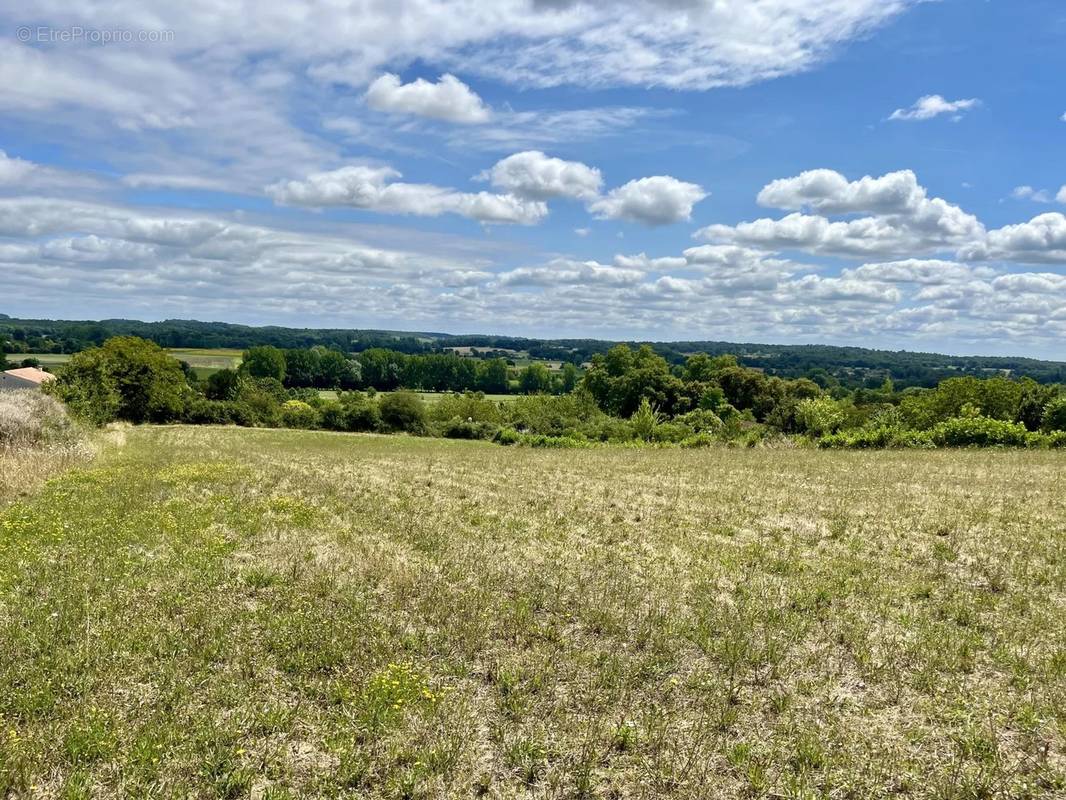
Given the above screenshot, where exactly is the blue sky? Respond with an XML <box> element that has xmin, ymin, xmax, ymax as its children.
<box><xmin>1</xmin><ymin>0</ymin><xmax>1065</xmax><ymax>357</ymax></box>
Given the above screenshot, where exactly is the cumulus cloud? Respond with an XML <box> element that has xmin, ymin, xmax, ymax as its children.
<box><xmin>702</xmin><ymin>169</ymin><xmax>984</xmax><ymax>258</ymax></box>
<box><xmin>889</xmin><ymin>94</ymin><xmax>980</xmax><ymax>121</ymax></box>
<box><xmin>963</xmin><ymin>213</ymin><xmax>1066</xmax><ymax>264</ymax></box>
<box><xmin>496</xmin><ymin>258</ymin><xmax>645</xmax><ymax>288</ymax></box>
<box><xmin>3</xmin><ymin>195</ymin><xmax>1065</xmax><ymax>352</ymax></box>
<box><xmin>267</xmin><ymin>165</ymin><xmax>547</xmax><ymax>224</ymax></box>
<box><xmin>481</xmin><ymin>151</ymin><xmax>602</xmax><ymax>200</ymax></box>
<box><xmin>613</xmin><ymin>253</ymin><xmax>688</xmax><ymax>271</ymax></box>
<box><xmin>365</xmin><ymin>73</ymin><xmax>491</xmax><ymax>124</ymax></box>
<box><xmin>589</xmin><ymin>176</ymin><xmax>707</xmax><ymax>225</ymax></box>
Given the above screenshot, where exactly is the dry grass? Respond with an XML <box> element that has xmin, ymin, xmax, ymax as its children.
<box><xmin>0</xmin><ymin>425</ymin><xmax>1063</xmax><ymax>798</ymax></box>
<box><xmin>0</xmin><ymin>391</ymin><xmax>93</xmax><ymax>501</ymax></box>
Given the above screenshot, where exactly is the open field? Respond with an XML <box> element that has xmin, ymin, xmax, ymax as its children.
<box><xmin>313</xmin><ymin>394</ymin><xmax>518</xmax><ymax>407</ymax></box>
<box><xmin>7</xmin><ymin>353</ymin><xmax>72</xmax><ymax>368</ymax></box>
<box><xmin>1</xmin><ymin>428</ymin><xmax>1064</xmax><ymax>798</ymax></box>
<box><xmin>167</xmin><ymin>348</ymin><xmax>245</xmax><ymax>370</ymax></box>
<box><xmin>7</xmin><ymin>349</ymin><xmax>242</xmax><ymax>376</ymax></box>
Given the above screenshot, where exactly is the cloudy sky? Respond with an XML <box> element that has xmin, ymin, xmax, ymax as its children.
<box><xmin>1</xmin><ymin>0</ymin><xmax>1065</xmax><ymax>357</ymax></box>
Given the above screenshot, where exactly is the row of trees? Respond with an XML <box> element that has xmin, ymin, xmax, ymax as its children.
<box><xmin>232</xmin><ymin>345</ymin><xmax>578</xmax><ymax>396</ymax></box>
<box><xmin>44</xmin><ymin>337</ymin><xmax>1066</xmax><ymax>448</ymax></box>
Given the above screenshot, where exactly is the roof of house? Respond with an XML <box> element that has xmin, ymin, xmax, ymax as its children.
<box><xmin>2</xmin><ymin>367</ymin><xmax>56</xmax><ymax>385</ymax></box>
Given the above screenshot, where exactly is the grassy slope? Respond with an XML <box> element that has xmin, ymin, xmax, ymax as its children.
<box><xmin>1</xmin><ymin>428</ymin><xmax>1063</xmax><ymax>798</ymax></box>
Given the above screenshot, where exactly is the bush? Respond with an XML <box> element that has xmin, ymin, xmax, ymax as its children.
<box><xmin>439</xmin><ymin>419</ymin><xmax>499</xmax><ymax>440</ymax></box>
<box><xmin>429</xmin><ymin>392</ymin><xmax>503</xmax><ymax>425</ymax></box>
<box><xmin>379</xmin><ymin>391</ymin><xmax>427</xmax><ymax>434</ymax></box>
<box><xmin>280</xmin><ymin>400</ymin><xmax>319</xmax><ymax>429</ymax></box>
<box><xmin>339</xmin><ymin>392</ymin><xmax>381</xmax><ymax>432</ymax></box>
<box><xmin>680</xmin><ymin>432</ymin><xmax>716</xmax><ymax>448</ymax></box>
<box><xmin>494</xmin><ymin>427</ymin><xmax>522</xmax><ymax>446</ymax></box>
<box><xmin>818</xmin><ymin>426</ymin><xmax>933</xmax><ymax>449</ymax></box>
<box><xmin>795</xmin><ymin>396</ymin><xmax>845</xmax><ymax>436</ymax></box>
<box><xmin>504</xmin><ymin>391</ymin><xmax>605</xmax><ymax>437</ymax></box>
<box><xmin>930</xmin><ymin>416</ymin><xmax>1029</xmax><ymax>447</ymax></box>
<box><xmin>183</xmin><ymin>398</ymin><xmax>250</xmax><ymax>426</ymax></box>
<box><xmin>0</xmin><ymin>390</ymin><xmax>78</xmax><ymax>450</ymax></box>
<box><xmin>674</xmin><ymin>409</ymin><xmax>723</xmax><ymax>434</ymax></box>
<box><xmin>1042</xmin><ymin>395</ymin><xmax>1066</xmax><ymax>432</ymax></box>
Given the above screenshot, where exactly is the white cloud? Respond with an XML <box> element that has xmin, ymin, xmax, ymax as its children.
<box><xmin>964</xmin><ymin>213</ymin><xmax>1066</xmax><ymax>264</ymax></box>
<box><xmin>3</xmin><ymin>194</ymin><xmax>1066</xmax><ymax>352</ymax></box>
<box><xmin>0</xmin><ymin>150</ymin><xmax>36</xmax><ymax>185</ymax></box>
<box><xmin>365</xmin><ymin>73</ymin><xmax>490</xmax><ymax>124</ymax></box>
<box><xmin>702</xmin><ymin>169</ymin><xmax>984</xmax><ymax>258</ymax></box>
<box><xmin>574</xmin><ymin>227</ymin><xmax>591</xmax><ymax>237</ymax></box>
<box><xmin>589</xmin><ymin>176</ymin><xmax>707</xmax><ymax>225</ymax></box>
<box><xmin>613</xmin><ymin>253</ymin><xmax>688</xmax><ymax>271</ymax></box>
<box><xmin>481</xmin><ymin>151</ymin><xmax>602</xmax><ymax>200</ymax></box>
<box><xmin>889</xmin><ymin>94</ymin><xmax>980</xmax><ymax>121</ymax></box>
<box><xmin>1058</xmin><ymin>186</ymin><xmax>1066</xmax><ymax>204</ymax></box>
<box><xmin>841</xmin><ymin>259</ymin><xmax>994</xmax><ymax>285</ymax></box>
<box><xmin>1011</xmin><ymin>185</ymin><xmax>1053</xmax><ymax>204</ymax></box>
<box><xmin>267</xmin><ymin>165</ymin><xmax>547</xmax><ymax>224</ymax></box>
<box><xmin>496</xmin><ymin>258</ymin><xmax>645</xmax><ymax>288</ymax></box>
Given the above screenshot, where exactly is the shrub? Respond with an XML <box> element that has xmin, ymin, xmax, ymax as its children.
<box><xmin>674</xmin><ymin>409</ymin><xmax>723</xmax><ymax>434</ymax></box>
<box><xmin>493</xmin><ymin>427</ymin><xmax>522</xmax><ymax>446</ymax></box>
<box><xmin>504</xmin><ymin>391</ymin><xmax>605</xmax><ymax>437</ymax></box>
<box><xmin>630</xmin><ymin>397</ymin><xmax>661</xmax><ymax>441</ymax></box>
<box><xmin>930</xmin><ymin>416</ymin><xmax>1029</xmax><ymax>447</ymax></box>
<box><xmin>818</xmin><ymin>425</ymin><xmax>933</xmax><ymax>449</ymax></box>
<box><xmin>184</xmin><ymin>399</ymin><xmax>260</xmax><ymax>427</ymax></box>
<box><xmin>0</xmin><ymin>390</ymin><xmax>78</xmax><ymax>450</ymax></box>
<box><xmin>680</xmin><ymin>432</ymin><xmax>716</xmax><ymax>448</ymax></box>
<box><xmin>339</xmin><ymin>392</ymin><xmax>381</xmax><ymax>432</ymax></box>
<box><xmin>205</xmin><ymin>369</ymin><xmax>241</xmax><ymax>401</ymax></box>
<box><xmin>651</xmin><ymin>421</ymin><xmax>693</xmax><ymax>443</ymax></box>
<box><xmin>1042</xmin><ymin>395</ymin><xmax>1066</xmax><ymax>432</ymax></box>
<box><xmin>439</xmin><ymin>419</ymin><xmax>499</xmax><ymax>440</ymax></box>
<box><xmin>429</xmin><ymin>392</ymin><xmax>503</xmax><ymax>425</ymax></box>
<box><xmin>280</xmin><ymin>400</ymin><xmax>318</xmax><ymax>429</ymax></box>
<box><xmin>379</xmin><ymin>391</ymin><xmax>427</xmax><ymax>434</ymax></box>
<box><xmin>795</xmin><ymin>396</ymin><xmax>846</xmax><ymax>437</ymax></box>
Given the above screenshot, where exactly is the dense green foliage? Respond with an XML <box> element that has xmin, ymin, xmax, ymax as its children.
<box><xmin>48</xmin><ymin>337</ymin><xmax>190</xmax><ymax>425</ymax></box>
<box><xmin>5</xmin><ymin>315</ymin><xmax>1065</xmax><ymax>388</ymax></box>
<box><xmin>39</xmin><ymin>335</ymin><xmax>1066</xmax><ymax>449</ymax></box>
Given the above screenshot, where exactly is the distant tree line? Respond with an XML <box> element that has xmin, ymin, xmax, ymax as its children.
<box><xmin>5</xmin><ymin>316</ymin><xmax>1066</xmax><ymax>388</ymax></box>
<box><xmin>42</xmin><ymin>337</ymin><xmax>1066</xmax><ymax>451</ymax></box>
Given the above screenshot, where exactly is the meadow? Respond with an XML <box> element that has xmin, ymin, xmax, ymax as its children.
<box><xmin>0</xmin><ymin>426</ymin><xmax>1063</xmax><ymax>798</ymax></box>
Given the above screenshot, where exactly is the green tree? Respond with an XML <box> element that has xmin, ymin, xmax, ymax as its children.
<box><xmin>1042</xmin><ymin>395</ymin><xmax>1066</xmax><ymax>432</ymax></box>
<box><xmin>316</xmin><ymin>348</ymin><xmax>361</xmax><ymax>389</ymax></box>
<box><xmin>205</xmin><ymin>368</ymin><xmax>241</xmax><ymax>401</ymax></box>
<box><xmin>583</xmin><ymin>344</ymin><xmax>684</xmax><ymax>417</ymax></box>
<box><xmin>51</xmin><ymin>336</ymin><xmax>189</xmax><ymax>424</ymax></box>
<box><xmin>558</xmin><ymin>362</ymin><xmax>579</xmax><ymax>394</ymax></box>
<box><xmin>476</xmin><ymin>358</ymin><xmax>510</xmax><ymax>394</ymax></box>
<box><xmin>519</xmin><ymin>363</ymin><xmax>554</xmax><ymax>394</ymax></box>
<box><xmin>630</xmin><ymin>397</ymin><xmax>661</xmax><ymax>441</ymax></box>
<box><xmin>241</xmin><ymin>345</ymin><xmax>286</xmax><ymax>382</ymax></box>
<box><xmin>795</xmin><ymin>397</ymin><xmax>846</xmax><ymax>437</ymax></box>
<box><xmin>379</xmin><ymin>391</ymin><xmax>427</xmax><ymax>434</ymax></box>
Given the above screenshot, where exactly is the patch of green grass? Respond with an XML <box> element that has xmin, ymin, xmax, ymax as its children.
<box><xmin>0</xmin><ymin>426</ymin><xmax>1063</xmax><ymax>797</ymax></box>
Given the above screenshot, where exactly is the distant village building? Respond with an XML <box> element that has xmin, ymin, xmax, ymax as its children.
<box><xmin>0</xmin><ymin>367</ymin><xmax>57</xmax><ymax>391</ymax></box>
